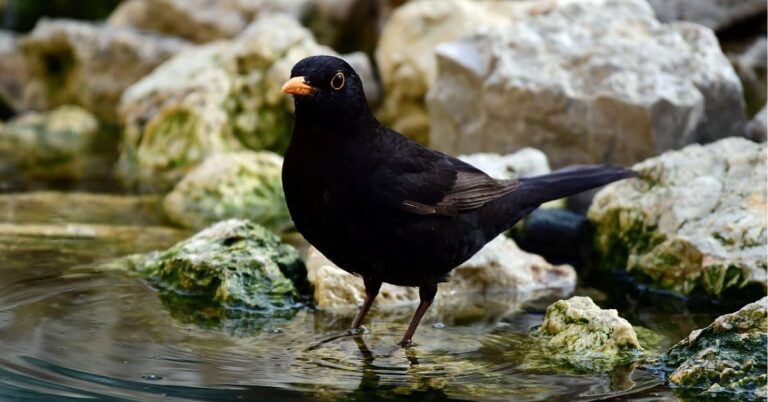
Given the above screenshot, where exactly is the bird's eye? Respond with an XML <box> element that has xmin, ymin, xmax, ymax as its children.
<box><xmin>330</xmin><ymin>72</ymin><xmax>345</xmax><ymax>90</ymax></box>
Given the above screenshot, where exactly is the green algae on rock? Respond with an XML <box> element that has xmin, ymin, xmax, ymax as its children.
<box><xmin>163</xmin><ymin>151</ymin><xmax>291</xmax><ymax>233</ymax></box>
<box><xmin>655</xmin><ymin>297</ymin><xmax>767</xmax><ymax>397</ymax></box>
<box><xmin>524</xmin><ymin>296</ymin><xmax>649</xmax><ymax>372</ymax></box>
<box><xmin>589</xmin><ymin>138</ymin><xmax>767</xmax><ymax>298</ymax></box>
<box><xmin>133</xmin><ymin>219</ymin><xmax>305</xmax><ymax>313</ymax></box>
<box><xmin>0</xmin><ymin>105</ymin><xmax>98</xmax><ymax>180</ymax></box>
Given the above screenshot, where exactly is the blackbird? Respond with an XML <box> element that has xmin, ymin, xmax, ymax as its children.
<box><xmin>281</xmin><ymin>55</ymin><xmax>636</xmax><ymax>347</ymax></box>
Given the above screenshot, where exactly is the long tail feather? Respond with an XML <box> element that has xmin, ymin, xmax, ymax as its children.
<box><xmin>515</xmin><ymin>165</ymin><xmax>637</xmax><ymax>208</ymax></box>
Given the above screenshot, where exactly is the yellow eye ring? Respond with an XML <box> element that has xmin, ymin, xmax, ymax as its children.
<box><xmin>330</xmin><ymin>72</ymin><xmax>345</xmax><ymax>90</ymax></box>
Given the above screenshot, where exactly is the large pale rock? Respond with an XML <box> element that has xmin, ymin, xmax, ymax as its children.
<box><xmin>163</xmin><ymin>151</ymin><xmax>291</xmax><ymax>233</ymax></box>
<box><xmin>457</xmin><ymin>148</ymin><xmax>551</xmax><ymax>180</ymax></box>
<box><xmin>19</xmin><ymin>19</ymin><xmax>189</xmax><ymax>122</ymax></box>
<box><xmin>0</xmin><ymin>105</ymin><xmax>99</xmax><ymax>180</ymax></box>
<box><xmin>0</xmin><ymin>31</ymin><xmax>27</xmax><ymax>112</ymax></box>
<box><xmin>375</xmin><ymin>0</ymin><xmax>532</xmax><ymax>143</ymax></box>
<box><xmin>647</xmin><ymin>0</ymin><xmax>767</xmax><ymax>31</ymax></box>
<box><xmin>589</xmin><ymin>138</ymin><xmax>767</xmax><ymax>297</ymax></box>
<box><xmin>307</xmin><ymin>235</ymin><xmax>575</xmax><ymax>310</ymax></box>
<box><xmin>108</xmin><ymin>0</ymin><xmax>310</xmax><ymax>43</ymax></box>
<box><xmin>117</xmin><ymin>14</ymin><xmax>374</xmax><ymax>191</ymax></box>
<box><xmin>657</xmin><ymin>297</ymin><xmax>767</xmax><ymax>397</ymax></box>
<box><xmin>428</xmin><ymin>0</ymin><xmax>747</xmax><ymax>168</ymax></box>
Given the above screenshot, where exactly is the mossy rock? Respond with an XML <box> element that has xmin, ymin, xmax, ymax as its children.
<box><xmin>0</xmin><ymin>105</ymin><xmax>99</xmax><ymax>180</ymax></box>
<box><xmin>133</xmin><ymin>219</ymin><xmax>306</xmax><ymax>314</ymax></box>
<box><xmin>514</xmin><ymin>296</ymin><xmax>657</xmax><ymax>373</ymax></box>
<box><xmin>163</xmin><ymin>151</ymin><xmax>292</xmax><ymax>233</ymax></box>
<box><xmin>652</xmin><ymin>297</ymin><xmax>767</xmax><ymax>398</ymax></box>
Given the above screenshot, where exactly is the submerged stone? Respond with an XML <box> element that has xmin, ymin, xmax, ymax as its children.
<box><xmin>655</xmin><ymin>297</ymin><xmax>767</xmax><ymax>398</ymax></box>
<box><xmin>589</xmin><ymin>138</ymin><xmax>767</xmax><ymax>298</ymax></box>
<box><xmin>163</xmin><ymin>151</ymin><xmax>291</xmax><ymax>233</ymax></box>
<box><xmin>133</xmin><ymin>219</ymin><xmax>305</xmax><ymax>314</ymax></box>
<box><xmin>526</xmin><ymin>296</ymin><xmax>647</xmax><ymax>372</ymax></box>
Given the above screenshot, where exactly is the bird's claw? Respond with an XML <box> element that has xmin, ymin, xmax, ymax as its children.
<box><xmin>397</xmin><ymin>339</ymin><xmax>413</xmax><ymax>348</ymax></box>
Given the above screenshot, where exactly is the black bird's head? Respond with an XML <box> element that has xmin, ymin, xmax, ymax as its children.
<box><xmin>281</xmin><ymin>55</ymin><xmax>370</xmax><ymax>122</ymax></box>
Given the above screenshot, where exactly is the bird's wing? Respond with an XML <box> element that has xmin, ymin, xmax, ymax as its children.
<box><xmin>368</xmin><ymin>135</ymin><xmax>519</xmax><ymax>217</ymax></box>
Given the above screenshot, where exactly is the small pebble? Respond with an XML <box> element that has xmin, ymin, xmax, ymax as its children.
<box><xmin>432</xmin><ymin>323</ymin><xmax>446</xmax><ymax>329</ymax></box>
<box><xmin>266</xmin><ymin>328</ymin><xmax>283</xmax><ymax>334</ymax></box>
<box><xmin>142</xmin><ymin>374</ymin><xmax>162</xmax><ymax>381</ymax></box>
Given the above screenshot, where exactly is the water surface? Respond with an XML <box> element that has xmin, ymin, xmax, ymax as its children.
<box><xmin>0</xmin><ymin>191</ymin><xmax>724</xmax><ymax>401</ymax></box>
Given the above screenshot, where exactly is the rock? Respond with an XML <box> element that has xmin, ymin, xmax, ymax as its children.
<box><xmin>307</xmin><ymin>234</ymin><xmax>575</xmax><ymax>310</ymax></box>
<box><xmin>589</xmin><ymin>138</ymin><xmax>767</xmax><ymax>298</ymax></box>
<box><xmin>19</xmin><ymin>19</ymin><xmax>189</xmax><ymax>123</ymax></box>
<box><xmin>375</xmin><ymin>0</ymin><xmax>528</xmax><ymax>143</ymax></box>
<box><xmin>0</xmin><ymin>31</ymin><xmax>27</xmax><ymax>112</ymax></box>
<box><xmin>657</xmin><ymin>297</ymin><xmax>767</xmax><ymax>397</ymax></box>
<box><xmin>515</xmin><ymin>209</ymin><xmax>589</xmax><ymax>266</ymax></box>
<box><xmin>133</xmin><ymin>219</ymin><xmax>305</xmax><ymax>314</ymax></box>
<box><xmin>0</xmin><ymin>105</ymin><xmax>99</xmax><ymax>180</ymax></box>
<box><xmin>427</xmin><ymin>0</ymin><xmax>747</xmax><ymax>168</ymax></box>
<box><xmin>117</xmin><ymin>14</ymin><xmax>375</xmax><ymax>191</ymax></box>
<box><xmin>108</xmin><ymin>0</ymin><xmax>310</xmax><ymax>43</ymax></box>
<box><xmin>457</xmin><ymin>148</ymin><xmax>551</xmax><ymax>180</ymax></box>
<box><xmin>729</xmin><ymin>37</ymin><xmax>767</xmax><ymax>118</ymax></box>
<box><xmin>531</xmin><ymin>296</ymin><xmax>647</xmax><ymax>372</ymax></box>
<box><xmin>747</xmin><ymin>104</ymin><xmax>766</xmax><ymax>142</ymax></box>
<box><xmin>303</xmin><ymin>0</ymin><xmax>403</xmax><ymax>55</ymax></box>
<box><xmin>163</xmin><ymin>151</ymin><xmax>291</xmax><ymax>233</ymax></box>
<box><xmin>647</xmin><ymin>0</ymin><xmax>767</xmax><ymax>31</ymax></box>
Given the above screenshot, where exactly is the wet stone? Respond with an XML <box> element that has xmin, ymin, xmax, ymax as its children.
<box><xmin>128</xmin><ymin>219</ymin><xmax>306</xmax><ymax>320</ymax></box>
<box><xmin>654</xmin><ymin>297</ymin><xmax>768</xmax><ymax>398</ymax></box>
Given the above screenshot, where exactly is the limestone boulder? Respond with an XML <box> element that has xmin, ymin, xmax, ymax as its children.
<box><xmin>19</xmin><ymin>19</ymin><xmax>189</xmax><ymax>122</ymax></box>
<box><xmin>427</xmin><ymin>0</ymin><xmax>747</xmax><ymax>168</ymax></box>
<box><xmin>0</xmin><ymin>31</ymin><xmax>27</xmax><ymax>112</ymax></box>
<box><xmin>647</xmin><ymin>0</ymin><xmax>767</xmax><ymax>31</ymax></box>
<box><xmin>0</xmin><ymin>105</ymin><xmax>99</xmax><ymax>180</ymax></box>
<box><xmin>375</xmin><ymin>0</ymin><xmax>530</xmax><ymax>143</ymax></box>
<box><xmin>656</xmin><ymin>297</ymin><xmax>767</xmax><ymax>397</ymax></box>
<box><xmin>108</xmin><ymin>0</ymin><xmax>310</xmax><ymax>43</ymax></box>
<box><xmin>117</xmin><ymin>13</ymin><xmax>375</xmax><ymax>191</ymax></box>
<box><xmin>589</xmin><ymin>138</ymin><xmax>767</xmax><ymax>298</ymax></box>
<box><xmin>457</xmin><ymin>147</ymin><xmax>551</xmax><ymax>180</ymax></box>
<box><xmin>163</xmin><ymin>151</ymin><xmax>291</xmax><ymax>233</ymax></box>
<box><xmin>306</xmin><ymin>234</ymin><xmax>575</xmax><ymax>310</ymax></box>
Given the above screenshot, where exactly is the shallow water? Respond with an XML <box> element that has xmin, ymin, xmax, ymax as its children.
<box><xmin>0</xmin><ymin>191</ymin><xmax>729</xmax><ymax>401</ymax></box>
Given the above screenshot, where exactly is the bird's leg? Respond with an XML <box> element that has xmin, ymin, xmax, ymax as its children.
<box><xmin>348</xmin><ymin>277</ymin><xmax>381</xmax><ymax>334</ymax></box>
<box><xmin>398</xmin><ymin>284</ymin><xmax>437</xmax><ymax>348</ymax></box>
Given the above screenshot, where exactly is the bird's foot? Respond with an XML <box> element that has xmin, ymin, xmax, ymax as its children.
<box><xmin>346</xmin><ymin>326</ymin><xmax>368</xmax><ymax>336</ymax></box>
<box><xmin>397</xmin><ymin>338</ymin><xmax>413</xmax><ymax>348</ymax></box>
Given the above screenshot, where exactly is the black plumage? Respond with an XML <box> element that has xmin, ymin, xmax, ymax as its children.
<box><xmin>281</xmin><ymin>55</ymin><xmax>636</xmax><ymax>347</ymax></box>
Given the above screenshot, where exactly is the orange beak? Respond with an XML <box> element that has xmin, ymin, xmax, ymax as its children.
<box><xmin>281</xmin><ymin>76</ymin><xmax>317</xmax><ymax>96</ymax></box>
